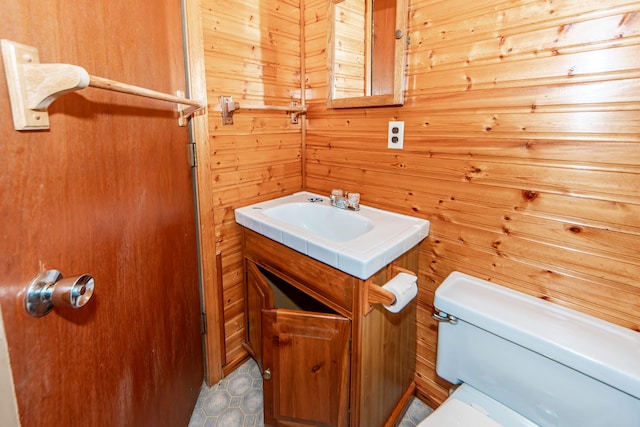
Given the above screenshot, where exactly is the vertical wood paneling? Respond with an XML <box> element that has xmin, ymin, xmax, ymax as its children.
<box><xmin>200</xmin><ymin>0</ymin><xmax>303</xmax><ymax>370</ymax></box>
<box><xmin>304</xmin><ymin>0</ymin><xmax>640</xmax><ymax>407</ymax></box>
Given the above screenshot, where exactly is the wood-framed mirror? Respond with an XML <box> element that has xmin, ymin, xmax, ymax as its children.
<box><xmin>327</xmin><ymin>0</ymin><xmax>408</xmax><ymax>108</ymax></box>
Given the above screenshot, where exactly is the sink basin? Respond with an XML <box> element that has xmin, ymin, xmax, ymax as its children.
<box><xmin>235</xmin><ymin>191</ymin><xmax>430</xmax><ymax>279</ymax></box>
<box><xmin>263</xmin><ymin>202</ymin><xmax>373</xmax><ymax>243</ymax></box>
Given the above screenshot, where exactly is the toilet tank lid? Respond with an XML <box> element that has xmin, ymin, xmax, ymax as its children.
<box><xmin>434</xmin><ymin>272</ymin><xmax>640</xmax><ymax>399</ymax></box>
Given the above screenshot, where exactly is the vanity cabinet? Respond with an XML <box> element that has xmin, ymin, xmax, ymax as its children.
<box><xmin>242</xmin><ymin>228</ymin><xmax>418</xmax><ymax>427</ymax></box>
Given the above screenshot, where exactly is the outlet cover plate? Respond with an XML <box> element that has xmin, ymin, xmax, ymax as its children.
<box><xmin>388</xmin><ymin>121</ymin><xmax>404</xmax><ymax>149</ymax></box>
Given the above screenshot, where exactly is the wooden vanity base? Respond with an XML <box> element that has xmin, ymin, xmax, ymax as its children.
<box><xmin>242</xmin><ymin>228</ymin><xmax>418</xmax><ymax>426</ymax></box>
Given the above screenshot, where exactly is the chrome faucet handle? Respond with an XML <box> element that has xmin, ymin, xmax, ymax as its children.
<box><xmin>347</xmin><ymin>192</ymin><xmax>360</xmax><ymax>210</ymax></box>
<box><xmin>329</xmin><ymin>189</ymin><xmax>359</xmax><ymax>210</ymax></box>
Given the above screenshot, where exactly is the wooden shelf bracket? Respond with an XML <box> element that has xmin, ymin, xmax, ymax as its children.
<box><xmin>1</xmin><ymin>39</ymin><xmax>206</xmax><ymax>130</ymax></box>
<box><xmin>216</xmin><ymin>95</ymin><xmax>307</xmax><ymax>125</ymax></box>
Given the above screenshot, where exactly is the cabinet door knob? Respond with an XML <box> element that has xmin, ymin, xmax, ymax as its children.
<box><xmin>262</xmin><ymin>368</ymin><xmax>272</xmax><ymax>380</ymax></box>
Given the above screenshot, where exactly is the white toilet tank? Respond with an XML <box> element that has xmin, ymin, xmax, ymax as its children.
<box><xmin>433</xmin><ymin>272</ymin><xmax>640</xmax><ymax>426</ymax></box>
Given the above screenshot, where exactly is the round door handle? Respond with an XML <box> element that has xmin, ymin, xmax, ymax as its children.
<box><xmin>25</xmin><ymin>269</ymin><xmax>95</xmax><ymax>317</ymax></box>
<box><xmin>262</xmin><ymin>368</ymin><xmax>272</xmax><ymax>380</ymax></box>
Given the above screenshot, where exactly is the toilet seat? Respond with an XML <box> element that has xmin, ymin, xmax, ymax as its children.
<box><xmin>417</xmin><ymin>384</ymin><xmax>538</xmax><ymax>427</ymax></box>
<box><xmin>417</xmin><ymin>398</ymin><xmax>503</xmax><ymax>427</ymax></box>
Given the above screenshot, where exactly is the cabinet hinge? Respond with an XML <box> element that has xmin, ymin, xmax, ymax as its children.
<box><xmin>349</xmin><ymin>337</ymin><xmax>352</xmax><ymax>355</ymax></box>
<box><xmin>201</xmin><ymin>312</ymin><xmax>207</xmax><ymax>335</ymax></box>
<box><xmin>188</xmin><ymin>142</ymin><xmax>197</xmax><ymax>168</ymax></box>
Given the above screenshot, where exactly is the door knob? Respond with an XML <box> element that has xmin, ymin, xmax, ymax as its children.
<box><xmin>24</xmin><ymin>269</ymin><xmax>95</xmax><ymax>317</ymax></box>
<box><xmin>262</xmin><ymin>368</ymin><xmax>272</xmax><ymax>380</ymax></box>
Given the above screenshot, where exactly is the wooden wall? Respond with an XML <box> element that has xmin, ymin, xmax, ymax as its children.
<box><xmin>200</xmin><ymin>0</ymin><xmax>640</xmax><ymax>407</ymax></box>
<box><xmin>200</xmin><ymin>0</ymin><xmax>304</xmax><ymax>372</ymax></box>
<box><xmin>304</xmin><ymin>0</ymin><xmax>640</xmax><ymax>405</ymax></box>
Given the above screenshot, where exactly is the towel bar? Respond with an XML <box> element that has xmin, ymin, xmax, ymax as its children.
<box><xmin>214</xmin><ymin>95</ymin><xmax>307</xmax><ymax>125</ymax></box>
<box><xmin>1</xmin><ymin>39</ymin><xmax>206</xmax><ymax>130</ymax></box>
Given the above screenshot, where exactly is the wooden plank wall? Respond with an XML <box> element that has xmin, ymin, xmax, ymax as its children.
<box><xmin>200</xmin><ymin>0</ymin><xmax>303</xmax><ymax>371</ymax></box>
<box><xmin>304</xmin><ymin>0</ymin><xmax>640</xmax><ymax>406</ymax></box>
<box><xmin>200</xmin><ymin>0</ymin><xmax>640</xmax><ymax>406</ymax></box>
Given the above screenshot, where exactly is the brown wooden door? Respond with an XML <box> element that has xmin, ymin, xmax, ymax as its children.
<box><xmin>262</xmin><ymin>309</ymin><xmax>351</xmax><ymax>427</ymax></box>
<box><xmin>245</xmin><ymin>261</ymin><xmax>274</xmax><ymax>371</ymax></box>
<box><xmin>0</xmin><ymin>1</ymin><xmax>203</xmax><ymax>426</ymax></box>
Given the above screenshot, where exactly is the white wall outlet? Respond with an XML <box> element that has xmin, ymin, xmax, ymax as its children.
<box><xmin>388</xmin><ymin>121</ymin><xmax>404</xmax><ymax>149</ymax></box>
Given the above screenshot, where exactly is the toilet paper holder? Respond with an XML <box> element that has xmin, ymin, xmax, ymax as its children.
<box><xmin>365</xmin><ymin>265</ymin><xmax>417</xmax><ymax>313</ymax></box>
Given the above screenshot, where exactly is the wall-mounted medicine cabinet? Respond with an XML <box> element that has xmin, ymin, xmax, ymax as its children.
<box><xmin>327</xmin><ymin>0</ymin><xmax>408</xmax><ymax>108</ymax></box>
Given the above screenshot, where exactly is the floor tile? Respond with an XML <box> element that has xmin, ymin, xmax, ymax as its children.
<box><xmin>189</xmin><ymin>358</ymin><xmax>433</xmax><ymax>427</ymax></box>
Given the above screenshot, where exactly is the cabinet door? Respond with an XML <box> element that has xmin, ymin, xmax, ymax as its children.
<box><xmin>262</xmin><ymin>309</ymin><xmax>350</xmax><ymax>427</ymax></box>
<box><xmin>245</xmin><ymin>261</ymin><xmax>274</xmax><ymax>371</ymax></box>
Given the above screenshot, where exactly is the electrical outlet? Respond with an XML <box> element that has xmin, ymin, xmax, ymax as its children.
<box><xmin>388</xmin><ymin>121</ymin><xmax>404</xmax><ymax>149</ymax></box>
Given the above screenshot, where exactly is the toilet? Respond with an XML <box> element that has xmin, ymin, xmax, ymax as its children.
<box><xmin>419</xmin><ymin>272</ymin><xmax>640</xmax><ymax>426</ymax></box>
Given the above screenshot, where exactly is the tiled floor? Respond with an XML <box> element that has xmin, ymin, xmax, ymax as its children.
<box><xmin>188</xmin><ymin>358</ymin><xmax>433</xmax><ymax>427</ymax></box>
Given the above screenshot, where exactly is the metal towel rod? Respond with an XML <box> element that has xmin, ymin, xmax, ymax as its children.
<box><xmin>1</xmin><ymin>39</ymin><xmax>206</xmax><ymax>130</ymax></box>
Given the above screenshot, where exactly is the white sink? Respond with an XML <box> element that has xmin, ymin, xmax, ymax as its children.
<box><xmin>263</xmin><ymin>202</ymin><xmax>373</xmax><ymax>243</ymax></box>
<box><xmin>234</xmin><ymin>191</ymin><xmax>430</xmax><ymax>279</ymax></box>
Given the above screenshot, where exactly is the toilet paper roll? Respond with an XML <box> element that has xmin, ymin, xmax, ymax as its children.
<box><xmin>382</xmin><ymin>272</ymin><xmax>418</xmax><ymax>313</ymax></box>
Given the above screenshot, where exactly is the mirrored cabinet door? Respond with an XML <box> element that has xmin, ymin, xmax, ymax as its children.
<box><xmin>327</xmin><ymin>0</ymin><xmax>408</xmax><ymax>108</ymax></box>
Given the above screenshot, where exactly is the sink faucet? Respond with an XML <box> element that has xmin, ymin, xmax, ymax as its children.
<box><xmin>330</xmin><ymin>189</ymin><xmax>360</xmax><ymax>211</ymax></box>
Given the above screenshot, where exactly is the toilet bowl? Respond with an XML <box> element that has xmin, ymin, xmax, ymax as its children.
<box><xmin>418</xmin><ymin>384</ymin><xmax>536</xmax><ymax>427</ymax></box>
<box><xmin>418</xmin><ymin>271</ymin><xmax>640</xmax><ymax>427</ymax></box>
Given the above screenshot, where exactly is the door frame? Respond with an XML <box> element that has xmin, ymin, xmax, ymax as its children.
<box><xmin>182</xmin><ymin>0</ymin><xmax>226</xmax><ymax>385</ymax></box>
